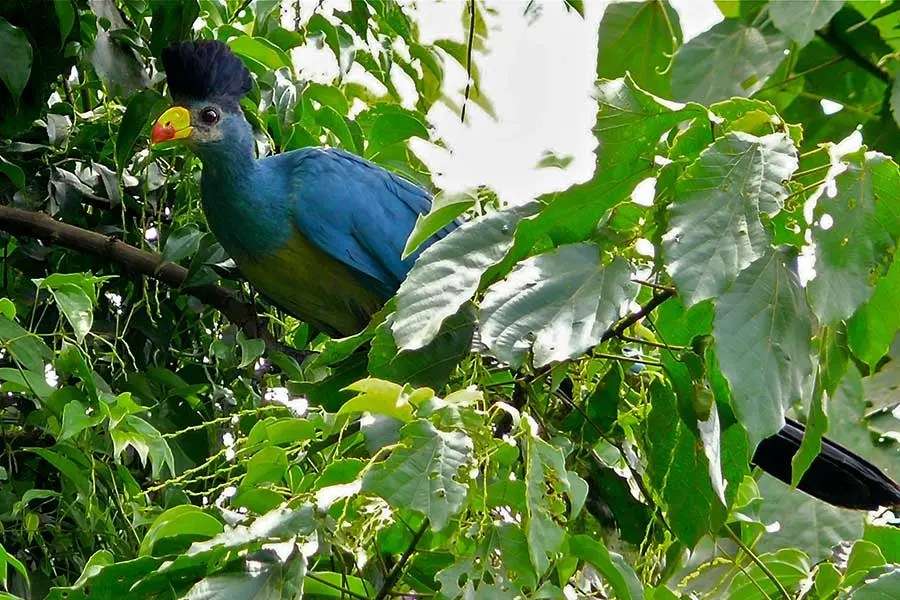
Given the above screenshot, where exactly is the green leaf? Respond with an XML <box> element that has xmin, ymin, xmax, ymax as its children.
<box><xmin>849</xmin><ymin>246</ymin><xmax>900</xmax><ymax>368</ymax></box>
<box><xmin>244</xmin><ymin>446</ymin><xmax>288</xmax><ymax>486</ymax></box>
<box><xmin>237</xmin><ymin>332</ymin><xmax>265</xmax><ymax>368</ymax></box>
<box><xmin>183</xmin><ymin>555</ymin><xmax>304</xmax><ymax>600</ymax></box>
<box><xmin>0</xmin><ymin>315</ymin><xmax>52</xmax><ymax>372</ymax></box>
<box><xmin>162</xmin><ymin>225</ymin><xmax>203</xmax><ymax>263</ymax></box>
<box><xmin>363</xmin><ymin>419</ymin><xmax>472</xmax><ymax>530</ymax></box>
<box><xmin>807</xmin><ymin>150</ymin><xmax>900</xmax><ymax>324</ymax></box>
<box><xmin>0</xmin><ymin>18</ymin><xmax>32</xmax><ymax>104</ymax></box>
<box><xmin>844</xmin><ymin>540</ymin><xmax>887</xmax><ymax>589</ymax></box>
<box><xmin>302</xmin><ymin>571</ymin><xmax>374</xmax><ymax>599</ymax></box>
<box><xmin>59</xmin><ymin>400</ymin><xmax>102</xmax><ymax>441</ymax></box>
<box><xmin>315</xmin><ymin>105</ymin><xmax>358</xmax><ymax>152</ymax></box>
<box><xmin>228</xmin><ymin>35</ymin><xmax>291</xmax><ymax>70</ymax></box>
<box><xmin>479</xmin><ymin>247</ymin><xmax>638</xmax><ymax>367</ymax></box>
<box><xmin>647</xmin><ymin>381</ymin><xmax>724</xmax><ymax>547</ymax></box>
<box><xmin>53</xmin><ymin>0</ymin><xmax>75</xmax><ymax>45</ymax></box>
<box><xmin>725</xmin><ymin>548</ymin><xmax>810</xmax><ymax>599</ymax></box>
<box><xmin>247</xmin><ymin>418</ymin><xmax>316</xmax><ymax>447</ymax></box>
<box><xmin>525</xmin><ymin>77</ymin><xmax>703</xmax><ymax>253</ymax></box>
<box><xmin>110</xmin><ymin>415</ymin><xmax>176</xmax><ymax>479</ymax></box>
<box><xmin>117</xmin><ymin>88</ymin><xmax>164</xmax><ymax>171</ymax></box>
<box><xmin>0</xmin><ymin>543</ymin><xmax>28</xmax><ymax>591</ymax></box>
<box><xmin>663</xmin><ymin>132</ymin><xmax>799</xmax><ymax>306</ymax></box>
<box><xmin>713</xmin><ymin>249</ymin><xmax>815</xmax><ymax>449</ymax></box>
<box><xmin>364</xmin><ymin>104</ymin><xmax>429</xmax><ymax>156</ymax></box>
<box><xmin>595</xmin><ymin>0</ymin><xmax>682</xmax><ymax>97</ymax></box>
<box><xmin>369</xmin><ymin>305</ymin><xmax>476</xmax><ymax>389</ymax></box>
<box><xmin>756</xmin><ymin>474</ymin><xmax>863</xmax><ymax>563</ymax></box>
<box><xmin>893</xmin><ymin>66</ymin><xmax>900</xmax><ymax>128</ymax></box>
<box><xmin>139</xmin><ymin>505</ymin><xmax>224</xmax><ymax>557</ymax></box>
<box><xmin>770</xmin><ymin>0</ymin><xmax>844</xmax><ymax>46</ymax></box>
<box><xmin>392</xmin><ymin>202</ymin><xmax>540</xmax><ymax>351</ymax></box>
<box><xmin>29</xmin><ymin>448</ymin><xmax>92</xmax><ymax>497</ymax></box>
<box><xmin>0</xmin><ymin>154</ymin><xmax>25</xmax><ymax>189</ymax></box>
<box><xmin>671</xmin><ymin>20</ymin><xmax>788</xmax><ymax>104</ymax></box>
<box><xmin>47</xmin><ymin>283</ymin><xmax>93</xmax><ymax>343</ymax></box>
<box><xmin>338</xmin><ymin>378</ymin><xmax>415</xmax><ymax>422</ymax></box>
<box><xmin>849</xmin><ymin>567</ymin><xmax>900</xmax><ymax>600</ymax></box>
<box><xmin>523</xmin><ymin>433</ymin><xmax>566</xmax><ymax>575</ymax></box>
<box><xmin>402</xmin><ymin>190</ymin><xmax>474</xmax><ymax>259</ymax></box>
<box><xmin>569</xmin><ymin>535</ymin><xmax>643</xmax><ymax>600</ymax></box>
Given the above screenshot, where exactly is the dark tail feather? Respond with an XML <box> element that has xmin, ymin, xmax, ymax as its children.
<box><xmin>751</xmin><ymin>418</ymin><xmax>900</xmax><ymax>511</ymax></box>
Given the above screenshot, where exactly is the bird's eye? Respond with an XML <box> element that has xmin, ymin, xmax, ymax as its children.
<box><xmin>200</xmin><ymin>107</ymin><xmax>219</xmax><ymax>125</ymax></box>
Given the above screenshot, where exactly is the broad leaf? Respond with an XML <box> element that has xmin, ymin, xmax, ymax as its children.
<box><xmin>849</xmin><ymin>256</ymin><xmax>900</xmax><ymax>368</ymax></box>
<box><xmin>569</xmin><ymin>535</ymin><xmax>643</xmax><ymax>600</ymax></box>
<box><xmin>0</xmin><ymin>18</ymin><xmax>32</xmax><ymax>104</ymax></box>
<box><xmin>663</xmin><ymin>131</ymin><xmax>798</xmax><ymax>305</ymax></box>
<box><xmin>770</xmin><ymin>0</ymin><xmax>844</xmax><ymax>46</ymax></box>
<box><xmin>713</xmin><ymin>249</ymin><xmax>815</xmax><ymax>448</ymax></box>
<box><xmin>392</xmin><ymin>202</ymin><xmax>540</xmax><ymax>351</ymax></box>
<box><xmin>479</xmin><ymin>246</ymin><xmax>637</xmax><ymax>367</ymax></box>
<box><xmin>139</xmin><ymin>506</ymin><xmax>224</xmax><ymax>557</ymax></box>
<box><xmin>671</xmin><ymin>20</ymin><xmax>788</xmax><ymax>104</ymax></box>
<box><xmin>116</xmin><ymin>89</ymin><xmax>164</xmax><ymax>171</ymax></box>
<box><xmin>596</xmin><ymin>0</ymin><xmax>682</xmax><ymax>97</ymax></box>
<box><xmin>402</xmin><ymin>190</ymin><xmax>474</xmax><ymax>259</ymax></box>
<box><xmin>363</xmin><ymin>419</ymin><xmax>472</xmax><ymax>530</ymax></box>
<box><xmin>807</xmin><ymin>150</ymin><xmax>900</xmax><ymax>324</ymax></box>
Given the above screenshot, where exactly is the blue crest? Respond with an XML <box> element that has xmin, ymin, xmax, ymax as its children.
<box><xmin>162</xmin><ymin>40</ymin><xmax>252</xmax><ymax>106</ymax></box>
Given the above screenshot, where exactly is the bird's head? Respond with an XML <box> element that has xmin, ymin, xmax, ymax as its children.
<box><xmin>151</xmin><ymin>40</ymin><xmax>252</xmax><ymax>151</ymax></box>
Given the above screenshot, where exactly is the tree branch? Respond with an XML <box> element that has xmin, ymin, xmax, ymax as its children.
<box><xmin>817</xmin><ymin>27</ymin><xmax>889</xmax><ymax>84</ymax></box>
<box><xmin>0</xmin><ymin>205</ymin><xmax>272</xmax><ymax>345</ymax></box>
<box><xmin>375</xmin><ymin>520</ymin><xmax>428</xmax><ymax>600</ymax></box>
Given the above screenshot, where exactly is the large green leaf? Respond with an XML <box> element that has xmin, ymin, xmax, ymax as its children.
<box><xmin>369</xmin><ymin>304</ymin><xmax>475</xmax><ymax>388</ymax></box>
<box><xmin>0</xmin><ymin>315</ymin><xmax>52</xmax><ymax>373</ymax></box>
<box><xmin>663</xmin><ymin>131</ymin><xmax>798</xmax><ymax>305</ymax></box>
<box><xmin>569</xmin><ymin>535</ymin><xmax>643</xmax><ymax>600</ymax></box>
<box><xmin>713</xmin><ymin>249</ymin><xmax>815</xmax><ymax>448</ymax></box>
<box><xmin>183</xmin><ymin>555</ymin><xmax>304</xmax><ymax>600</ymax></box>
<box><xmin>756</xmin><ymin>475</ymin><xmax>863</xmax><ymax>563</ymax></box>
<box><xmin>671</xmin><ymin>20</ymin><xmax>788</xmax><ymax>104</ymax></box>
<box><xmin>807</xmin><ymin>150</ymin><xmax>900</xmax><ymax>324</ymax></box>
<box><xmin>391</xmin><ymin>202</ymin><xmax>540</xmax><ymax>351</ymax></box>
<box><xmin>479</xmin><ymin>246</ymin><xmax>637</xmax><ymax>367</ymax></box>
<box><xmin>523</xmin><ymin>434</ymin><xmax>566</xmax><ymax>575</ymax></box>
<box><xmin>595</xmin><ymin>0</ymin><xmax>682</xmax><ymax>97</ymax></box>
<box><xmin>0</xmin><ymin>18</ymin><xmax>31</xmax><ymax>104</ymax></box>
<box><xmin>647</xmin><ymin>381</ymin><xmax>725</xmax><ymax>547</ymax></box>
<box><xmin>116</xmin><ymin>89</ymin><xmax>164</xmax><ymax>171</ymax></box>
<box><xmin>769</xmin><ymin>0</ymin><xmax>844</xmax><ymax>47</ymax></box>
<box><xmin>402</xmin><ymin>191</ymin><xmax>474</xmax><ymax>259</ymax></box>
<box><xmin>139</xmin><ymin>505</ymin><xmax>224</xmax><ymax>557</ymax></box>
<box><xmin>362</xmin><ymin>419</ymin><xmax>472</xmax><ymax>530</ymax></box>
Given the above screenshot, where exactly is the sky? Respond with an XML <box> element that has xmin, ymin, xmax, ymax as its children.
<box><xmin>407</xmin><ymin>0</ymin><xmax>724</xmax><ymax>204</ymax></box>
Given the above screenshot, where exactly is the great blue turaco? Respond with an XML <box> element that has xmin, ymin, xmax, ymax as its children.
<box><xmin>150</xmin><ymin>40</ymin><xmax>900</xmax><ymax>513</ymax></box>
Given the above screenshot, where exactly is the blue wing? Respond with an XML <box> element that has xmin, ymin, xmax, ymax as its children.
<box><xmin>271</xmin><ymin>147</ymin><xmax>454</xmax><ymax>298</ymax></box>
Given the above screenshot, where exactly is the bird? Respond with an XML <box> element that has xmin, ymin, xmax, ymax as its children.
<box><xmin>150</xmin><ymin>40</ymin><xmax>455</xmax><ymax>337</ymax></box>
<box><xmin>149</xmin><ymin>40</ymin><xmax>899</xmax><ymax>513</ymax></box>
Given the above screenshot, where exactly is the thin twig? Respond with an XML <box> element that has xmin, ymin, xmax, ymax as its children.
<box><xmin>602</xmin><ymin>289</ymin><xmax>676</xmax><ymax>343</ymax></box>
<box><xmin>460</xmin><ymin>0</ymin><xmax>476</xmax><ymax>124</ymax></box>
<box><xmin>594</xmin><ymin>351</ymin><xmax>662</xmax><ymax>367</ymax></box>
<box><xmin>375</xmin><ymin>520</ymin><xmax>429</xmax><ymax>600</ymax></box>
<box><xmin>724</xmin><ymin>525</ymin><xmax>791</xmax><ymax>600</ymax></box>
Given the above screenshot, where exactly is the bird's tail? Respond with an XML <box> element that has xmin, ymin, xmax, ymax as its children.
<box><xmin>751</xmin><ymin>418</ymin><xmax>900</xmax><ymax>511</ymax></box>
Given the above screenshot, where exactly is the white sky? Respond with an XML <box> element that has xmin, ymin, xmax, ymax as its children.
<box><xmin>290</xmin><ymin>0</ymin><xmax>723</xmax><ymax>203</ymax></box>
<box><xmin>409</xmin><ymin>0</ymin><xmax>723</xmax><ymax>204</ymax></box>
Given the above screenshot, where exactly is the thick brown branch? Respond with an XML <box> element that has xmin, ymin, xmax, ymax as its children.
<box><xmin>602</xmin><ymin>288</ymin><xmax>675</xmax><ymax>343</ymax></box>
<box><xmin>0</xmin><ymin>205</ymin><xmax>271</xmax><ymax>344</ymax></box>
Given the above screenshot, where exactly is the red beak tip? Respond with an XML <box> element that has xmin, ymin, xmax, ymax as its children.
<box><xmin>151</xmin><ymin>122</ymin><xmax>175</xmax><ymax>145</ymax></box>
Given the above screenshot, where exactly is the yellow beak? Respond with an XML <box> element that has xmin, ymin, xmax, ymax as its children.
<box><xmin>151</xmin><ymin>106</ymin><xmax>193</xmax><ymax>144</ymax></box>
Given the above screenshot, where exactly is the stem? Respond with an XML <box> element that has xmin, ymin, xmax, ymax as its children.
<box><xmin>375</xmin><ymin>520</ymin><xmax>429</xmax><ymax>600</ymax></box>
<box><xmin>602</xmin><ymin>289</ymin><xmax>676</xmax><ymax>343</ymax></box>
<box><xmin>756</xmin><ymin>56</ymin><xmax>844</xmax><ymax>93</ymax></box>
<box><xmin>724</xmin><ymin>525</ymin><xmax>791</xmax><ymax>600</ymax></box>
<box><xmin>817</xmin><ymin>28</ymin><xmax>889</xmax><ymax>84</ymax></box>
<box><xmin>305</xmin><ymin>573</ymin><xmax>371</xmax><ymax>600</ymax></box>
<box><xmin>460</xmin><ymin>0</ymin><xmax>476</xmax><ymax>124</ymax></box>
<box><xmin>594</xmin><ymin>351</ymin><xmax>662</xmax><ymax>367</ymax></box>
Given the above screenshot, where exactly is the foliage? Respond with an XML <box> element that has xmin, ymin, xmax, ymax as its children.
<box><xmin>1</xmin><ymin>1</ymin><xmax>900</xmax><ymax>599</ymax></box>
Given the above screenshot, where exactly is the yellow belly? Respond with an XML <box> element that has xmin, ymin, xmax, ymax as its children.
<box><xmin>236</xmin><ymin>232</ymin><xmax>385</xmax><ymax>336</ymax></box>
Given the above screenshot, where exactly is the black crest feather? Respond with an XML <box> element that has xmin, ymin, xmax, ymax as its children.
<box><xmin>162</xmin><ymin>40</ymin><xmax>252</xmax><ymax>105</ymax></box>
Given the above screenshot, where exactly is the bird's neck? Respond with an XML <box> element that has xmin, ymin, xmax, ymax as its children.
<box><xmin>196</xmin><ymin>117</ymin><xmax>289</xmax><ymax>259</ymax></box>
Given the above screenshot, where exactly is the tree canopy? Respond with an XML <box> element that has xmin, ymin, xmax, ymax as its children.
<box><xmin>1</xmin><ymin>1</ymin><xmax>899</xmax><ymax>599</ymax></box>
